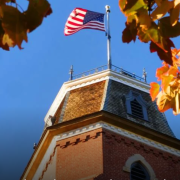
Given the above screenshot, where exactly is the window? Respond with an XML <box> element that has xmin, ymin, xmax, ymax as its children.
<box><xmin>125</xmin><ymin>91</ymin><xmax>148</xmax><ymax>121</ymax></box>
<box><xmin>131</xmin><ymin>162</ymin><xmax>150</xmax><ymax>180</ymax></box>
<box><xmin>130</xmin><ymin>99</ymin><xmax>143</xmax><ymax>119</ymax></box>
<box><xmin>123</xmin><ymin>154</ymin><xmax>157</xmax><ymax>180</ymax></box>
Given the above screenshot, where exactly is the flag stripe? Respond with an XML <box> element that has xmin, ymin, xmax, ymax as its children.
<box><xmin>64</xmin><ymin>7</ymin><xmax>105</xmax><ymax>36</ymax></box>
<box><xmin>65</xmin><ymin>21</ymin><xmax>105</xmax><ymax>36</ymax></box>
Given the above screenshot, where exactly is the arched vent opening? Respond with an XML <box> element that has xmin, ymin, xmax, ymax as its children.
<box><xmin>131</xmin><ymin>162</ymin><xmax>150</xmax><ymax>180</ymax></box>
<box><xmin>130</xmin><ymin>99</ymin><xmax>143</xmax><ymax>119</ymax></box>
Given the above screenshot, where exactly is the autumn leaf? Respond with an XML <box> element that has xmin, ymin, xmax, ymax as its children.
<box><xmin>150</xmin><ymin>82</ymin><xmax>160</xmax><ymax>101</ymax></box>
<box><xmin>0</xmin><ymin>20</ymin><xmax>9</xmax><ymax>50</ymax></box>
<box><xmin>170</xmin><ymin>3</ymin><xmax>180</xmax><ymax>26</ymax></box>
<box><xmin>119</xmin><ymin>0</ymin><xmax>126</xmax><ymax>12</ymax></box>
<box><xmin>172</xmin><ymin>91</ymin><xmax>180</xmax><ymax>115</ymax></box>
<box><xmin>159</xmin><ymin>16</ymin><xmax>180</xmax><ymax>38</ymax></box>
<box><xmin>156</xmin><ymin>91</ymin><xmax>172</xmax><ymax>112</ymax></box>
<box><xmin>119</xmin><ymin>0</ymin><xmax>146</xmax><ymax>16</ymax></box>
<box><xmin>151</xmin><ymin>0</ymin><xmax>173</xmax><ymax>21</ymax></box>
<box><xmin>0</xmin><ymin>5</ymin><xmax>27</xmax><ymax>49</ymax></box>
<box><xmin>156</xmin><ymin>63</ymin><xmax>169</xmax><ymax>80</ymax></box>
<box><xmin>166</xmin><ymin>66</ymin><xmax>179</xmax><ymax>76</ymax></box>
<box><xmin>25</xmin><ymin>0</ymin><xmax>52</xmax><ymax>33</ymax></box>
<box><xmin>155</xmin><ymin>0</ymin><xmax>162</xmax><ymax>7</ymax></box>
<box><xmin>161</xmin><ymin>75</ymin><xmax>174</xmax><ymax>92</ymax></box>
<box><xmin>137</xmin><ymin>7</ymin><xmax>151</xmax><ymax>29</ymax></box>
<box><xmin>150</xmin><ymin>41</ymin><xmax>174</xmax><ymax>65</ymax></box>
<box><xmin>2</xmin><ymin>33</ymin><xmax>14</xmax><ymax>47</ymax></box>
<box><xmin>137</xmin><ymin>27</ymin><xmax>150</xmax><ymax>43</ymax></box>
<box><xmin>122</xmin><ymin>20</ymin><xmax>137</xmax><ymax>43</ymax></box>
<box><xmin>0</xmin><ymin>0</ymin><xmax>15</xmax><ymax>4</ymax></box>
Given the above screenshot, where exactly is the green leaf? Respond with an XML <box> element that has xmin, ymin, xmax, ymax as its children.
<box><xmin>137</xmin><ymin>27</ymin><xmax>150</xmax><ymax>43</ymax></box>
<box><xmin>147</xmin><ymin>22</ymin><xmax>174</xmax><ymax>53</ymax></box>
<box><xmin>25</xmin><ymin>0</ymin><xmax>52</xmax><ymax>32</ymax></box>
<box><xmin>159</xmin><ymin>16</ymin><xmax>180</xmax><ymax>38</ymax></box>
<box><xmin>0</xmin><ymin>5</ymin><xmax>27</xmax><ymax>49</ymax></box>
<box><xmin>137</xmin><ymin>7</ymin><xmax>151</xmax><ymax>29</ymax></box>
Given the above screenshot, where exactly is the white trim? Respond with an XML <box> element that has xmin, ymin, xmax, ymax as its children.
<box><xmin>22</xmin><ymin>132</ymin><xmax>50</xmax><ymax>179</ymax></box>
<box><xmin>32</xmin><ymin>137</ymin><xmax>56</xmax><ymax>180</ymax></box>
<box><xmin>44</xmin><ymin>70</ymin><xmax>150</xmax><ymax>124</ymax></box>
<box><xmin>123</xmin><ymin>154</ymin><xmax>158</xmax><ymax>180</ymax></box>
<box><xmin>56</xmin><ymin>122</ymin><xmax>180</xmax><ymax>157</ymax></box>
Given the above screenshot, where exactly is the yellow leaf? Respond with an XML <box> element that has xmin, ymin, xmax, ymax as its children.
<box><xmin>137</xmin><ymin>8</ymin><xmax>152</xmax><ymax>29</ymax></box>
<box><xmin>119</xmin><ymin>0</ymin><xmax>146</xmax><ymax>16</ymax></box>
<box><xmin>150</xmin><ymin>82</ymin><xmax>160</xmax><ymax>101</ymax></box>
<box><xmin>170</xmin><ymin>3</ymin><xmax>180</xmax><ymax>26</ymax></box>
<box><xmin>119</xmin><ymin>0</ymin><xmax>127</xmax><ymax>12</ymax></box>
<box><xmin>156</xmin><ymin>91</ymin><xmax>172</xmax><ymax>112</ymax></box>
<box><xmin>161</xmin><ymin>75</ymin><xmax>174</xmax><ymax>93</ymax></box>
<box><xmin>151</xmin><ymin>0</ymin><xmax>173</xmax><ymax>21</ymax></box>
<box><xmin>174</xmin><ymin>0</ymin><xmax>180</xmax><ymax>7</ymax></box>
<box><xmin>2</xmin><ymin>33</ymin><xmax>14</xmax><ymax>47</ymax></box>
<box><xmin>172</xmin><ymin>92</ymin><xmax>180</xmax><ymax>115</ymax></box>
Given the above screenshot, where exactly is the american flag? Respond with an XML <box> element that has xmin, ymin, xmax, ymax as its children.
<box><xmin>64</xmin><ymin>8</ymin><xmax>105</xmax><ymax>36</ymax></box>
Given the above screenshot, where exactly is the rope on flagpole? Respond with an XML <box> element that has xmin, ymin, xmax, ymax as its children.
<box><xmin>105</xmin><ymin>5</ymin><xmax>111</xmax><ymax>69</ymax></box>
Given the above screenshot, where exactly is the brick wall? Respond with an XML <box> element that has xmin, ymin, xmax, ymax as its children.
<box><xmin>55</xmin><ymin>128</ymin><xmax>180</xmax><ymax>180</ymax></box>
<box><xmin>56</xmin><ymin>129</ymin><xmax>104</xmax><ymax>180</ymax></box>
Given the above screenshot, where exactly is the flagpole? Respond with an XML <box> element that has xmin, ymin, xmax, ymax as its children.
<box><xmin>105</xmin><ymin>5</ymin><xmax>111</xmax><ymax>69</ymax></box>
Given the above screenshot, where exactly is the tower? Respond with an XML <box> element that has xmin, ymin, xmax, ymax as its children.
<box><xmin>21</xmin><ymin>65</ymin><xmax>180</xmax><ymax>180</ymax></box>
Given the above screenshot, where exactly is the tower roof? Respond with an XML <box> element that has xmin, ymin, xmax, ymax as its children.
<box><xmin>45</xmin><ymin>65</ymin><xmax>175</xmax><ymax>138</ymax></box>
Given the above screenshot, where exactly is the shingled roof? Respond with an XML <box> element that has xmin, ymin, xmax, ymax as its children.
<box><xmin>45</xmin><ymin>68</ymin><xmax>175</xmax><ymax>138</ymax></box>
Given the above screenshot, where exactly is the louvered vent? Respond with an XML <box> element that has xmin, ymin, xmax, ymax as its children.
<box><xmin>130</xmin><ymin>99</ymin><xmax>143</xmax><ymax>119</ymax></box>
<box><xmin>131</xmin><ymin>163</ymin><xmax>150</xmax><ymax>180</ymax></box>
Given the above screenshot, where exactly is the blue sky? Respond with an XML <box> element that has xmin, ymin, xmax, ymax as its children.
<box><xmin>0</xmin><ymin>0</ymin><xmax>180</xmax><ymax>179</ymax></box>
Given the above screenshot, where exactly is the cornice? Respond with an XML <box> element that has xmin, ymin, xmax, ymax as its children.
<box><xmin>44</xmin><ymin>70</ymin><xmax>150</xmax><ymax>125</ymax></box>
<box><xmin>56</xmin><ymin>122</ymin><xmax>180</xmax><ymax>157</ymax></box>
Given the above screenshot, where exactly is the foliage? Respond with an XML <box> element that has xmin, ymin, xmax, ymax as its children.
<box><xmin>119</xmin><ymin>0</ymin><xmax>180</xmax><ymax>115</ymax></box>
<box><xmin>0</xmin><ymin>0</ymin><xmax>52</xmax><ymax>50</ymax></box>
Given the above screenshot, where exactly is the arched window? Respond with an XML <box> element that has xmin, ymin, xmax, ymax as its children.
<box><xmin>125</xmin><ymin>91</ymin><xmax>148</xmax><ymax>121</ymax></box>
<box><xmin>131</xmin><ymin>162</ymin><xmax>150</xmax><ymax>180</ymax></box>
<box><xmin>123</xmin><ymin>154</ymin><xmax>158</xmax><ymax>180</ymax></box>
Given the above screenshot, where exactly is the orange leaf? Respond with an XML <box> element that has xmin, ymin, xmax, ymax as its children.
<box><xmin>156</xmin><ymin>64</ymin><xmax>169</xmax><ymax>80</ymax></box>
<box><xmin>156</xmin><ymin>91</ymin><xmax>172</xmax><ymax>112</ymax></box>
<box><xmin>172</xmin><ymin>92</ymin><xmax>180</xmax><ymax>115</ymax></box>
<box><xmin>161</xmin><ymin>75</ymin><xmax>174</xmax><ymax>93</ymax></box>
<box><xmin>165</xmin><ymin>66</ymin><xmax>179</xmax><ymax>76</ymax></box>
<box><xmin>150</xmin><ymin>82</ymin><xmax>160</xmax><ymax>101</ymax></box>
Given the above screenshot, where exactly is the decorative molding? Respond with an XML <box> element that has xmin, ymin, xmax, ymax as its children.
<box><xmin>44</xmin><ymin>70</ymin><xmax>150</xmax><ymax>124</ymax></box>
<box><xmin>56</xmin><ymin>122</ymin><xmax>180</xmax><ymax>157</ymax></box>
<box><xmin>32</xmin><ymin>137</ymin><xmax>57</xmax><ymax>180</ymax></box>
